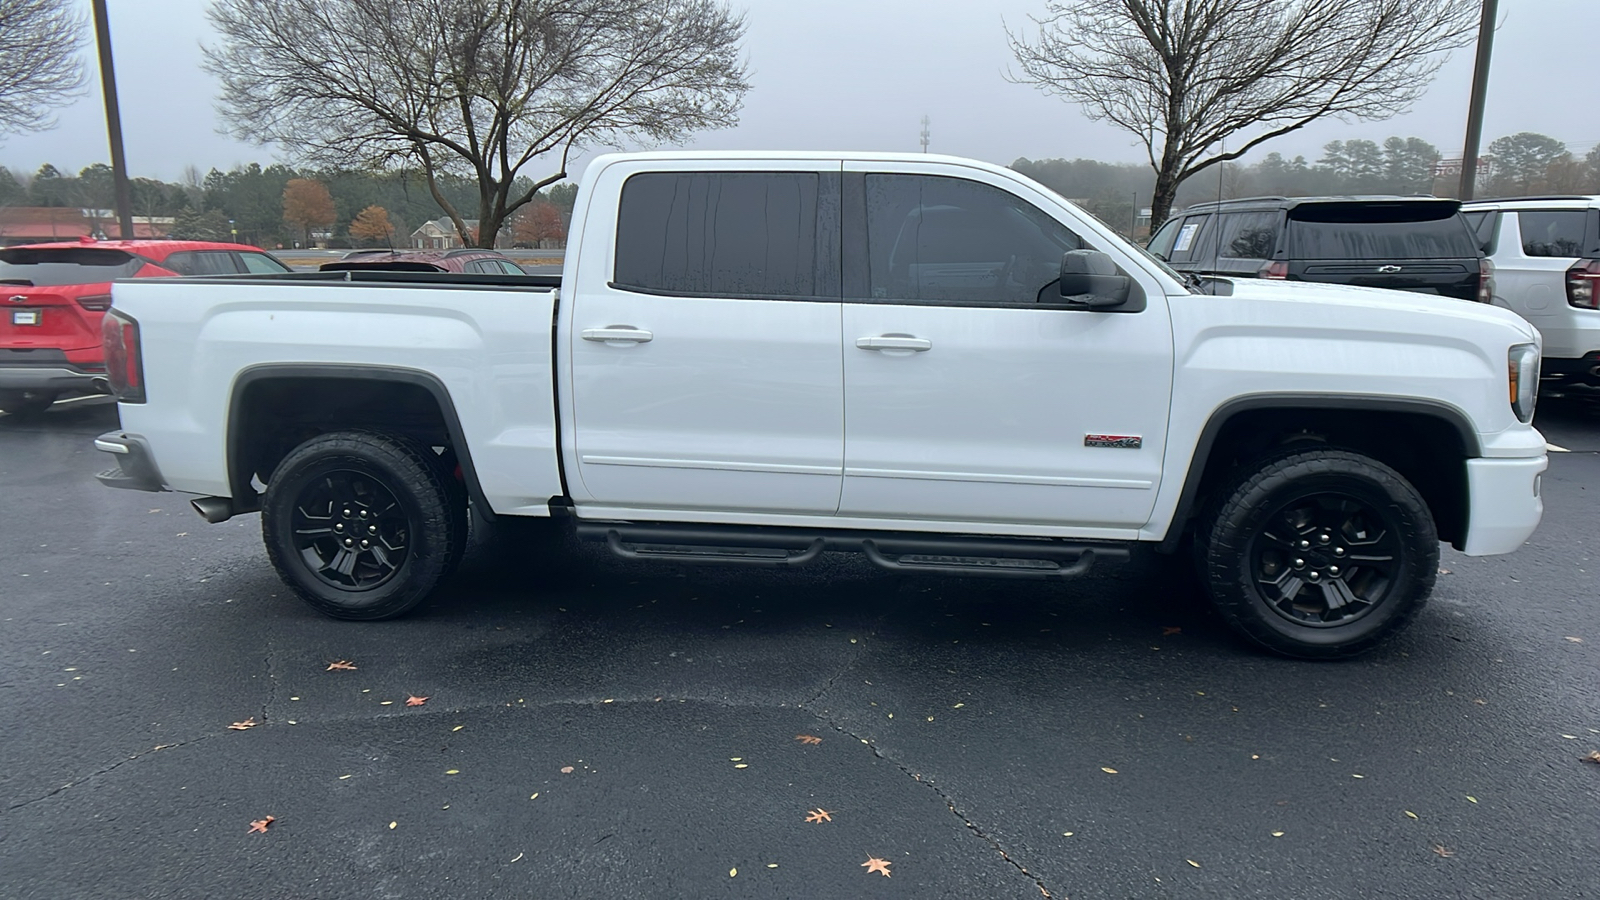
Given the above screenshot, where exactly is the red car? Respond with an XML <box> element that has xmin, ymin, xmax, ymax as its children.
<box><xmin>0</xmin><ymin>239</ymin><xmax>291</xmax><ymax>415</ymax></box>
<box><xmin>322</xmin><ymin>249</ymin><xmax>528</xmax><ymax>275</ymax></box>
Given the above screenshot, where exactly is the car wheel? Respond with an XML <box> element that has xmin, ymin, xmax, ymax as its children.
<box><xmin>261</xmin><ymin>430</ymin><xmax>464</xmax><ymax>620</ymax></box>
<box><xmin>0</xmin><ymin>390</ymin><xmax>58</xmax><ymax>416</ymax></box>
<box><xmin>1198</xmin><ymin>448</ymin><xmax>1437</xmax><ymax>659</ymax></box>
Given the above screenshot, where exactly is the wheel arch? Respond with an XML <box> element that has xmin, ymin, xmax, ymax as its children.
<box><xmin>1160</xmin><ymin>394</ymin><xmax>1479</xmax><ymax>553</ymax></box>
<box><xmin>225</xmin><ymin>364</ymin><xmax>490</xmax><ymax>518</ymax></box>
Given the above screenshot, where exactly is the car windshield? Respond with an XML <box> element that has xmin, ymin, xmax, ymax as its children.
<box><xmin>0</xmin><ymin>247</ymin><xmax>148</xmax><ymax>286</ymax></box>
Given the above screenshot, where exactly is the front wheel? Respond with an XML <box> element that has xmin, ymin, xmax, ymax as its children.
<box><xmin>1198</xmin><ymin>448</ymin><xmax>1437</xmax><ymax>659</ymax></box>
<box><xmin>261</xmin><ymin>431</ymin><xmax>464</xmax><ymax>620</ymax></box>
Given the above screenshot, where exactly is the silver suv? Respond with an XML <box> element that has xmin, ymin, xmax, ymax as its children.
<box><xmin>1461</xmin><ymin>196</ymin><xmax>1600</xmax><ymax>388</ymax></box>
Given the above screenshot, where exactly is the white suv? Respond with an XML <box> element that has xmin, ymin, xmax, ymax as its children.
<box><xmin>1461</xmin><ymin>196</ymin><xmax>1600</xmax><ymax>388</ymax></box>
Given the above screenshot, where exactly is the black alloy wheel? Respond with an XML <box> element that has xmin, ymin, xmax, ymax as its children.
<box><xmin>1199</xmin><ymin>448</ymin><xmax>1437</xmax><ymax>659</ymax></box>
<box><xmin>262</xmin><ymin>431</ymin><xmax>462</xmax><ymax>620</ymax></box>
<box><xmin>1251</xmin><ymin>493</ymin><xmax>1401</xmax><ymax>628</ymax></box>
<box><xmin>290</xmin><ymin>471</ymin><xmax>410</xmax><ymax>591</ymax></box>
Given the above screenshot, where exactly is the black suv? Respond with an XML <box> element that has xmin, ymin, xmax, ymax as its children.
<box><xmin>1147</xmin><ymin>196</ymin><xmax>1491</xmax><ymax>302</ymax></box>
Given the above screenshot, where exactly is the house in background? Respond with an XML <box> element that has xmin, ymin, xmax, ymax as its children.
<box><xmin>411</xmin><ymin>217</ymin><xmax>481</xmax><ymax>250</ymax></box>
<box><xmin>0</xmin><ymin>207</ymin><xmax>172</xmax><ymax>246</ymax></box>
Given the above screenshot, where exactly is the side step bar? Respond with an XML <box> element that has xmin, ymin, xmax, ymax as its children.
<box><xmin>575</xmin><ymin>521</ymin><xmax>1129</xmax><ymax>580</ymax></box>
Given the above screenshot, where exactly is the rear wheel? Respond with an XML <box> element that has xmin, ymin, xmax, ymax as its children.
<box><xmin>0</xmin><ymin>390</ymin><xmax>58</xmax><ymax>416</ymax></box>
<box><xmin>262</xmin><ymin>431</ymin><xmax>463</xmax><ymax>620</ymax></box>
<box><xmin>1198</xmin><ymin>448</ymin><xmax>1437</xmax><ymax>659</ymax></box>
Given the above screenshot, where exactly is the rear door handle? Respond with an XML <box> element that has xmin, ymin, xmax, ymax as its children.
<box><xmin>856</xmin><ymin>335</ymin><xmax>931</xmax><ymax>352</ymax></box>
<box><xmin>582</xmin><ymin>326</ymin><xmax>653</xmax><ymax>344</ymax></box>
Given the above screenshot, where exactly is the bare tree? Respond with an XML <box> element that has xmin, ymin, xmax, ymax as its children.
<box><xmin>1009</xmin><ymin>0</ymin><xmax>1479</xmax><ymax>228</ymax></box>
<box><xmin>204</xmin><ymin>0</ymin><xmax>749</xmax><ymax>248</ymax></box>
<box><xmin>0</xmin><ymin>0</ymin><xmax>88</xmax><ymax>139</ymax></box>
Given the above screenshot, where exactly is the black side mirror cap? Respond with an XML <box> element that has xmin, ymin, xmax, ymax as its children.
<box><xmin>1059</xmin><ymin>249</ymin><xmax>1131</xmax><ymax>308</ymax></box>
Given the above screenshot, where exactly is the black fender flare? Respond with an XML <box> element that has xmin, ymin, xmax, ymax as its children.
<box><xmin>1157</xmin><ymin>393</ymin><xmax>1479</xmax><ymax>552</ymax></box>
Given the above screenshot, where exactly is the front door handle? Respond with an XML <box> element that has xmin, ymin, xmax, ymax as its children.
<box><xmin>856</xmin><ymin>335</ymin><xmax>932</xmax><ymax>352</ymax></box>
<box><xmin>582</xmin><ymin>326</ymin><xmax>654</xmax><ymax>344</ymax></box>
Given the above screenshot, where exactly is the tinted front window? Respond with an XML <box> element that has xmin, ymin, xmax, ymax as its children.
<box><xmin>614</xmin><ymin>171</ymin><xmax>838</xmax><ymax>298</ymax></box>
<box><xmin>162</xmin><ymin>250</ymin><xmax>239</xmax><ymax>275</ymax></box>
<box><xmin>1288</xmin><ymin>206</ymin><xmax>1478</xmax><ymax>259</ymax></box>
<box><xmin>1146</xmin><ymin>218</ymin><xmax>1181</xmax><ymax>260</ymax></box>
<box><xmin>239</xmin><ymin>252</ymin><xmax>291</xmax><ymax>274</ymax></box>
<box><xmin>1518</xmin><ymin>211</ymin><xmax>1586</xmax><ymax>257</ymax></box>
<box><xmin>864</xmin><ymin>174</ymin><xmax>1084</xmax><ymax>304</ymax></box>
<box><xmin>0</xmin><ymin>248</ymin><xmax>146</xmax><ymax>285</ymax></box>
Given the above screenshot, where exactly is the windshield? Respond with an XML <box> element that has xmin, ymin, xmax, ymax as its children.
<box><xmin>0</xmin><ymin>247</ymin><xmax>149</xmax><ymax>286</ymax></box>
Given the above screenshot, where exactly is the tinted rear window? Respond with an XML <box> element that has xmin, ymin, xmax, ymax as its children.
<box><xmin>1518</xmin><ymin>210</ymin><xmax>1586</xmax><ymax>258</ymax></box>
<box><xmin>0</xmin><ymin>247</ymin><xmax>146</xmax><ymax>286</ymax></box>
<box><xmin>1288</xmin><ymin>205</ymin><xmax>1477</xmax><ymax>260</ymax></box>
<box><xmin>162</xmin><ymin>250</ymin><xmax>239</xmax><ymax>276</ymax></box>
<box><xmin>614</xmin><ymin>171</ymin><xmax>839</xmax><ymax>299</ymax></box>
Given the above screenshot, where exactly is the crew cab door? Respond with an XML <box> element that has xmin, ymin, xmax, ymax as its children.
<box><xmin>565</xmin><ymin>162</ymin><xmax>845</xmax><ymax>514</ymax></box>
<box><xmin>837</xmin><ymin>163</ymin><xmax>1173</xmax><ymax>531</ymax></box>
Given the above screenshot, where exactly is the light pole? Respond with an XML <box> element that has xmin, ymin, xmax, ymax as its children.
<box><xmin>1458</xmin><ymin>0</ymin><xmax>1498</xmax><ymax>200</ymax></box>
<box><xmin>90</xmin><ymin>0</ymin><xmax>134</xmax><ymax>240</ymax></box>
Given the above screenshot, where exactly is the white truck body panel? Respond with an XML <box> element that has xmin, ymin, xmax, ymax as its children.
<box><xmin>112</xmin><ymin>279</ymin><xmax>564</xmax><ymax>515</ymax></box>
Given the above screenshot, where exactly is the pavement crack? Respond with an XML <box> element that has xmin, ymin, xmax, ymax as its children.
<box><xmin>262</xmin><ymin>636</ymin><xmax>278</xmax><ymax>723</ymax></box>
<box><xmin>809</xmin><ymin>712</ymin><xmax>1057</xmax><ymax>899</ymax></box>
<box><xmin>3</xmin><ymin>735</ymin><xmax>215</xmax><ymax>814</ymax></box>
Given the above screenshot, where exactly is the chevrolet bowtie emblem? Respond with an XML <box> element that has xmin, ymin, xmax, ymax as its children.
<box><xmin>7</xmin><ymin>295</ymin><xmax>26</xmax><ymax>303</ymax></box>
<box><xmin>1377</xmin><ymin>265</ymin><xmax>1402</xmax><ymax>273</ymax></box>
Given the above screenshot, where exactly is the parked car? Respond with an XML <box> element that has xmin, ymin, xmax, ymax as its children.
<box><xmin>1147</xmin><ymin>196</ymin><xmax>1492</xmax><ymax>303</ymax></box>
<box><xmin>1459</xmin><ymin>195</ymin><xmax>1600</xmax><ymax>389</ymax></box>
<box><xmin>93</xmin><ymin>151</ymin><xmax>1545</xmax><ymax>658</ymax></box>
<box><xmin>320</xmin><ymin>249</ymin><xmax>527</xmax><ymax>275</ymax></box>
<box><xmin>0</xmin><ymin>239</ymin><xmax>290</xmax><ymax>415</ymax></box>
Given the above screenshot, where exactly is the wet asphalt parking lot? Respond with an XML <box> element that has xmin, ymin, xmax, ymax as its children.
<box><xmin>2</xmin><ymin>396</ymin><xmax>1598</xmax><ymax>899</ymax></box>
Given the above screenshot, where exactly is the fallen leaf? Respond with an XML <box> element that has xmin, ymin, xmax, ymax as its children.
<box><xmin>1565</xmin><ymin>636</ymin><xmax>1583</xmax><ymax>643</ymax></box>
<box><xmin>1271</xmin><ymin>831</ymin><xmax>1284</xmax><ymax>837</ymax></box>
<box><xmin>1583</xmin><ymin>751</ymin><xmax>1600</xmax><ymax>764</ymax></box>
<box><xmin>767</xmin><ymin>863</ymin><xmax>778</xmax><ymax>869</ymax></box>
<box><xmin>452</xmin><ymin>725</ymin><xmax>463</xmax><ymax>731</ymax></box>
<box><xmin>1062</xmin><ymin>831</ymin><xmax>1074</xmax><ymax>837</ymax></box>
<box><xmin>1432</xmin><ymin>844</ymin><xmax>1454</xmax><ymax>858</ymax></box>
<box><xmin>247</xmin><ymin>816</ymin><xmax>274</xmax><ymax>834</ymax></box>
<box><xmin>1101</xmin><ymin>767</ymin><xmax>1118</xmax><ymax>774</ymax></box>
<box><xmin>1438</xmin><ymin>567</ymin><xmax>1451</xmax><ymax>575</ymax></box>
<box><xmin>1187</xmin><ymin>859</ymin><xmax>1201</xmax><ymax>868</ymax></box>
<box><xmin>530</xmin><ymin>793</ymin><xmax>539</xmax><ymax>800</ymax></box>
<box><xmin>953</xmin><ymin>702</ymin><xmax>964</xmax><ymax>708</ymax></box>
<box><xmin>734</xmin><ymin>763</ymin><xmax>749</xmax><ymax>769</ymax></box>
<box><xmin>227</xmin><ymin>717</ymin><xmax>257</xmax><ymax>731</ymax></box>
<box><xmin>338</xmin><ymin>775</ymin><xmax>351</xmax><ymax>780</ymax></box>
<box><xmin>510</xmin><ymin>852</ymin><xmax>523</xmax><ymax>863</ymax></box>
<box><xmin>560</xmin><ymin>766</ymin><xmax>574</xmax><ymax>774</ymax></box>
<box><xmin>795</xmin><ymin>734</ymin><xmax>823</xmax><ymax>745</ymax></box>
<box><xmin>862</xmin><ymin>857</ymin><xmax>892</xmax><ymax>878</ymax></box>
<box><xmin>1162</xmin><ymin>626</ymin><xmax>1182</xmax><ymax>635</ymax></box>
<box><xmin>327</xmin><ymin>660</ymin><xmax>357</xmax><ymax>671</ymax></box>
<box><xmin>379</xmin><ymin>701</ymin><xmax>393</xmax><ymax>706</ymax></box>
<box><xmin>388</xmin><ymin>821</ymin><xmax>397</xmax><ymax>830</ymax></box>
<box><xmin>729</xmin><ymin>868</ymin><xmax>737</xmax><ymax>877</ymax></box>
<box><xmin>1352</xmin><ymin>774</ymin><xmax>1365</xmax><ymax>779</ymax></box>
<box><xmin>1404</xmin><ymin>810</ymin><xmax>1418</xmax><ymax>819</ymax></box>
<box><xmin>406</xmin><ymin>695</ymin><xmax>428</xmax><ymax>707</ymax></box>
<box><xmin>805</xmin><ymin>809</ymin><xmax>833</xmax><ymax>823</ymax></box>
<box><xmin>1466</xmin><ymin>796</ymin><xmax>1477</xmax><ymax>803</ymax></box>
<box><xmin>446</xmin><ymin>769</ymin><xmax>459</xmax><ymax>775</ymax></box>
<box><xmin>1562</xmin><ymin>734</ymin><xmax>1579</xmax><ymax>740</ymax></box>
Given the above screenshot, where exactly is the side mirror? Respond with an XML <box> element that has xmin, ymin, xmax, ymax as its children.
<box><xmin>1059</xmin><ymin>249</ymin><xmax>1131</xmax><ymax>308</ymax></box>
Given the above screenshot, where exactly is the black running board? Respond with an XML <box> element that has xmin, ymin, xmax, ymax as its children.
<box><xmin>576</xmin><ymin>521</ymin><xmax>1128</xmax><ymax>579</ymax></box>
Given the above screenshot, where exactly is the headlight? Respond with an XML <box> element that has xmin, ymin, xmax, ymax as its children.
<box><xmin>1508</xmin><ymin>343</ymin><xmax>1539</xmax><ymax>424</ymax></box>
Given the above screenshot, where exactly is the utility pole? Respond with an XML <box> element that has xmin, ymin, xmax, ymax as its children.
<box><xmin>919</xmin><ymin>116</ymin><xmax>930</xmax><ymax>154</ymax></box>
<box><xmin>91</xmin><ymin>0</ymin><xmax>134</xmax><ymax>240</ymax></box>
<box><xmin>1457</xmin><ymin>0</ymin><xmax>1498</xmax><ymax>201</ymax></box>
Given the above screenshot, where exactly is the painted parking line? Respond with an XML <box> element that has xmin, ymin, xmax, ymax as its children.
<box><xmin>1546</xmin><ymin>443</ymin><xmax>1570</xmax><ymax>453</ymax></box>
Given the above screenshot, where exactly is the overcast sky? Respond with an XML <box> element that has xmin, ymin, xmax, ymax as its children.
<box><xmin>1</xmin><ymin>0</ymin><xmax>1594</xmax><ymax>184</ymax></box>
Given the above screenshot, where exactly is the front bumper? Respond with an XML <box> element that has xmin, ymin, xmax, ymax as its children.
<box><xmin>93</xmin><ymin>431</ymin><xmax>168</xmax><ymax>492</ymax></box>
<box><xmin>1460</xmin><ymin>455</ymin><xmax>1547</xmax><ymax>556</ymax></box>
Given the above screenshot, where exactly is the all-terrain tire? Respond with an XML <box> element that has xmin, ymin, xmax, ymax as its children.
<box><xmin>262</xmin><ymin>430</ymin><xmax>464</xmax><ymax>620</ymax></box>
<box><xmin>1198</xmin><ymin>448</ymin><xmax>1437</xmax><ymax>659</ymax></box>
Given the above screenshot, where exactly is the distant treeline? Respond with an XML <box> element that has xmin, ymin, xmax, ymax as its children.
<box><xmin>0</xmin><ymin>162</ymin><xmax>577</xmax><ymax>248</ymax></box>
<box><xmin>1015</xmin><ymin>132</ymin><xmax>1600</xmax><ymax>234</ymax></box>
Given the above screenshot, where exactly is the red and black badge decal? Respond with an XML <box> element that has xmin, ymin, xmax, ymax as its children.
<box><xmin>1085</xmin><ymin>434</ymin><xmax>1142</xmax><ymax>449</ymax></box>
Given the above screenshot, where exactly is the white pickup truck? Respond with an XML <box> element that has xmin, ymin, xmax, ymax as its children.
<box><xmin>92</xmin><ymin>151</ymin><xmax>1548</xmax><ymax>658</ymax></box>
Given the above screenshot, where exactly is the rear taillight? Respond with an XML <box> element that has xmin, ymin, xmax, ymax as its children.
<box><xmin>101</xmin><ymin>309</ymin><xmax>145</xmax><ymax>403</ymax></box>
<box><xmin>1567</xmin><ymin>259</ymin><xmax>1600</xmax><ymax>310</ymax></box>
<box><xmin>1258</xmin><ymin>260</ymin><xmax>1288</xmax><ymax>279</ymax></box>
<box><xmin>76</xmin><ymin>293</ymin><xmax>113</xmax><ymax>312</ymax></box>
<box><xmin>1477</xmin><ymin>259</ymin><xmax>1495</xmax><ymax>304</ymax></box>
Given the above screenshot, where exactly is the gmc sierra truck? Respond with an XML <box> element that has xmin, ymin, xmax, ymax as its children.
<box><xmin>91</xmin><ymin>151</ymin><xmax>1548</xmax><ymax>658</ymax></box>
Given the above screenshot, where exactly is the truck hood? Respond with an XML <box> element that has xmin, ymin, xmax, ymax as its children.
<box><xmin>1219</xmin><ymin>278</ymin><xmax>1539</xmax><ymax>344</ymax></box>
